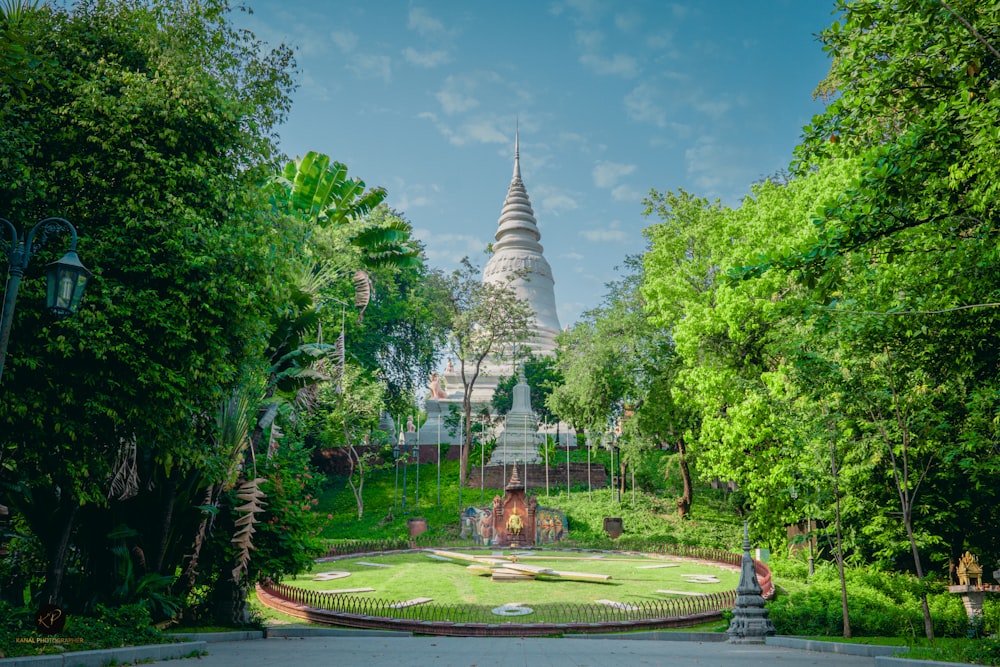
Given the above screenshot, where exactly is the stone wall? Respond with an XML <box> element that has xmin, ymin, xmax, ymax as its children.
<box><xmin>467</xmin><ymin>463</ymin><xmax>607</xmax><ymax>490</ymax></box>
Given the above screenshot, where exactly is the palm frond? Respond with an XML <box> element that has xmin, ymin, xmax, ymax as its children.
<box><xmin>332</xmin><ymin>330</ymin><xmax>346</xmax><ymax>393</ymax></box>
<box><xmin>215</xmin><ymin>385</ymin><xmax>259</xmax><ymax>485</ymax></box>
<box><xmin>230</xmin><ymin>477</ymin><xmax>267</xmax><ymax>581</ymax></box>
<box><xmin>353</xmin><ymin>269</ymin><xmax>373</xmax><ymax>323</ymax></box>
<box><xmin>108</xmin><ymin>435</ymin><xmax>139</xmax><ymax>501</ymax></box>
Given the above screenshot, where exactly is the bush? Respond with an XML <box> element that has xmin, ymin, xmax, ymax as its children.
<box><xmin>0</xmin><ymin>602</ymin><xmax>171</xmax><ymax>658</ymax></box>
<box><xmin>766</xmin><ymin>562</ymin><xmax>969</xmax><ymax>638</ymax></box>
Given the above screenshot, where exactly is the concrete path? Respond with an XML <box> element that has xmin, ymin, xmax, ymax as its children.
<box><xmin>157</xmin><ymin>636</ymin><xmax>878</xmax><ymax>667</ymax></box>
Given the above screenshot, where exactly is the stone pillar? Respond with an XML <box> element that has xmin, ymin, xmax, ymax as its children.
<box><xmin>727</xmin><ymin>522</ymin><xmax>776</xmax><ymax>644</ymax></box>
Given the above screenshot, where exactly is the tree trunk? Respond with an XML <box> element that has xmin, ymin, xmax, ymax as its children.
<box><xmin>460</xmin><ymin>395</ymin><xmax>472</xmax><ymax>487</ymax></box>
<box><xmin>211</xmin><ymin>576</ymin><xmax>252</xmax><ymax>626</ymax></box>
<box><xmin>154</xmin><ymin>477</ymin><xmax>177</xmax><ymax>574</ymax></box>
<box><xmin>618</xmin><ymin>456</ymin><xmax>626</xmax><ymax>499</ymax></box>
<box><xmin>42</xmin><ymin>502</ymin><xmax>79</xmax><ymax>605</ymax></box>
<box><xmin>676</xmin><ymin>440</ymin><xmax>692</xmax><ymax>519</ymax></box>
<box><xmin>904</xmin><ymin>508</ymin><xmax>935</xmax><ymax>641</ymax></box>
<box><xmin>829</xmin><ymin>438</ymin><xmax>851</xmax><ymax>639</ymax></box>
<box><xmin>346</xmin><ymin>444</ymin><xmax>365</xmax><ymax>519</ymax></box>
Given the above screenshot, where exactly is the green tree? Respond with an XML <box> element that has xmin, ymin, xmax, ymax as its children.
<box><xmin>434</xmin><ymin>258</ymin><xmax>531</xmax><ymax>487</ymax></box>
<box><xmin>491</xmin><ymin>354</ymin><xmax>561</xmax><ymax>423</ymax></box>
<box><xmin>0</xmin><ymin>0</ymin><xmax>298</xmax><ymax>611</ymax></box>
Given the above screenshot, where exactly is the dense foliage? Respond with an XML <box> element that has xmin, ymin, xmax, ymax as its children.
<box><xmin>634</xmin><ymin>0</ymin><xmax>1000</xmax><ymax>640</ymax></box>
<box><xmin>0</xmin><ymin>0</ymin><xmax>303</xmax><ymax>617</ymax></box>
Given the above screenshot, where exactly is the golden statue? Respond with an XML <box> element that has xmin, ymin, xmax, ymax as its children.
<box><xmin>507</xmin><ymin>509</ymin><xmax>524</xmax><ymax>536</ymax></box>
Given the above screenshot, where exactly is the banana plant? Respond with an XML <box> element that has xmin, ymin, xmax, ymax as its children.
<box><xmin>269</xmin><ymin>151</ymin><xmax>387</xmax><ymax>228</ymax></box>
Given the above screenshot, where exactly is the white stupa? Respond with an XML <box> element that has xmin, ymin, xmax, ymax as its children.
<box><xmin>482</xmin><ymin>130</ymin><xmax>561</xmax><ymax>355</ymax></box>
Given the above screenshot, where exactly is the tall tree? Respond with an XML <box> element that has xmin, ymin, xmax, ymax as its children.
<box><xmin>433</xmin><ymin>259</ymin><xmax>531</xmax><ymax>487</ymax></box>
<box><xmin>0</xmin><ymin>0</ymin><xmax>298</xmax><ymax>610</ymax></box>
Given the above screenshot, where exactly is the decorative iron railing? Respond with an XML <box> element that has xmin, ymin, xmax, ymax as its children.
<box><xmin>260</xmin><ymin>538</ymin><xmax>775</xmax><ymax>635</ymax></box>
<box><xmin>317</xmin><ymin>538</ymin><xmax>771</xmax><ymax>598</ymax></box>
<box><xmin>259</xmin><ymin>578</ymin><xmax>736</xmax><ymax>632</ymax></box>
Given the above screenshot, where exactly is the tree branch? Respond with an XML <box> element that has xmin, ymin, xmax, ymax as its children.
<box><xmin>940</xmin><ymin>1</ymin><xmax>1000</xmax><ymax>63</ymax></box>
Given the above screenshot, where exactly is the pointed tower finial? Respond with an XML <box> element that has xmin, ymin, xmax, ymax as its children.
<box><xmin>513</xmin><ymin>119</ymin><xmax>521</xmax><ymax>181</ymax></box>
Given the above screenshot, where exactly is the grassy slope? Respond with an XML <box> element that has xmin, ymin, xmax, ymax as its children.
<box><xmin>316</xmin><ymin>451</ymin><xmax>744</xmax><ymax>551</ymax></box>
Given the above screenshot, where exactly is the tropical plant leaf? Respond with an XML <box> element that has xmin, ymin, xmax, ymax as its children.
<box><xmin>108</xmin><ymin>435</ymin><xmax>139</xmax><ymax>501</ymax></box>
<box><xmin>230</xmin><ymin>477</ymin><xmax>267</xmax><ymax>581</ymax></box>
<box><xmin>183</xmin><ymin>486</ymin><xmax>217</xmax><ymax>588</ymax></box>
<box><xmin>354</xmin><ymin>269</ymin><xmax>372</xmax><ymax>323</ymax></box>
<box><xmin>276</xmin><ymin>151</ymin><xmax>387</xmax><ymax>227</ymax></box>
<box><xmin>214</xmin><ymin>384</ymin><xmax>259</xmax><ymax>485</ymax></box>
<box><xmin>332</xmin><ymin>330</ymin><xmax>345</xmax><ymax>393</ymax></box>
<box><xmin>351</xmin><ymin>219</ymin><xmax>423</xmax><ymax>269</ymax></box>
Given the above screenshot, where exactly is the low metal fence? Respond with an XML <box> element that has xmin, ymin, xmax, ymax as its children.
<box><xmin>260</xmin><ymin>578</ymin><xmax>736</xmax><ymax>627</ymax></box>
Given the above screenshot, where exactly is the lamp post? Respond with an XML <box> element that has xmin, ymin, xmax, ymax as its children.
<box><xmin>392</xmin><ymin>440</ymin><xmax>400</xmax><ymax>513</ymax></box>
<box><xmin>1</xmin><ymin>217</ymin><xmax>92</xmax><ymax>385</ymax></box>
<box><xmin>413</xmin><ymin>432</ymin><xmax>420</xmax><ymax>511</ymax></box>
<box><xmin>399</xmin><ymin>429</ymin><xmax>408</xmax><ymax>515</ymax></box>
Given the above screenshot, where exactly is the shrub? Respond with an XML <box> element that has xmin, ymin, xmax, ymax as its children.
<box><xmin>766</xmin><ymin>563</ymin><xmax>969</xmax><ymax>638</ymax></box>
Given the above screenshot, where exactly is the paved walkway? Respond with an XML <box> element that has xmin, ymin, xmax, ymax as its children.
<box><xmin>158</xmin><ymin>636</ymin><xmax>877</xmax><ymax>667</ymax></box>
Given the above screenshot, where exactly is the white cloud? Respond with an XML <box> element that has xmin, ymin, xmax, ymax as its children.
<box><xmin>684</xmin><ymin>135</ymin><xmax>757</xmax><ymax>205</ymax></box>
<box><xmin>347</xmin><ymin>53</ymin><xmax>392</xmax><ymax>84</ymax></box>
<box><xmin>561</xmin><ymin>0</ymin><xmax>603</xmax><ymax>19</ymax></box>
<box><xmin>646</xmin><ymin>31</ymin><xmax>674</xmax><ymax>50</ymax></box>
<box><xmin>592</xmin><ymin>160</ymin><xmax>636</xmax><ymax>188</ymax></box>
<box><xmin>560</xmin><ymin>252</ymin><xmax>585</xmax><ymax>261</ymax></box>
<box><xmin>412</xmin><ymin>228</ymin><xmax>489</xmax><ymax>264</ymax></box>
<box><xmin>624</xmin><ymin>84</ymin><xmax>667</xmax><ymax>127</ymax></box>
<box><xmin>397</xmin><ymin>195</ymin><xmax>433</xmax><ymax>211</ymax></box>
<box><xmin>615</xmin><ymin>11</ymin><xmax>641</xmax><ymax>32</ymax></box>
<box><xmin>612</xmin><ymin>184</ymin><xmax>644</xmax><ymax>203</ymax></box>
<box><xmin>534</xmin><ymin>184</ymin><xmax>580</xmax><ymax>215</ymax></box>
<box><xmin>694</xmin><ymin>98</ymin><xmax>731</xmax><ymax>118</ymax></box>
<box><xmin>580</xmin><ymin>220</ymin><xmax>629</xmax><ymax>243</ymax></box>
<box><xmin>436</xmin><ymin>75</ymin><xmax>480</xmax><ymax>114</ymax></box>
<box><xmin>403</xmin><ymin>47</ymin><xmax>451</xmax><ymax>68</ymax></box>
<box><xmin>575</xmin><ymin>29</ymin><xmax>603</xmax><ymax>51</ymax></box>
<box><xmin>330</xmin><ymin>30</ymin><xmax>358</xmax><ymax>53</ymax></box>
<box><xmin>579</xmin><ymin>53</ymin><xmax>638</xmax><ymax>78</ymax></box>
<box><xmin>458</xmin><ymin>120</ymin><xmax>508</xmax><ymax>145</ymax></box>
<box><xmin>388</xmin><ymin>180</ymin><xmax>441</xmax><ymax>214</ymax></box>
<box><xmin>436</xmin><ymin>89</ymin><xmax>478</xmax><ymax>114</ymax></box>
<box><xmin>298</xmin><ymin>70</ymin><xmax>330</xmax><ymax>101</ymax></box>
<box><xmin>541</xmin><ymin>192</ymin><xmax>580</xmax><ymax>214</ymax></box>
<box><xmin>427</xmin><ymin>116</ymin><xmax>508</xmax><ymax>147</ymax></box>
<box><xmin>408</xmin><ymin>7</ymin><xmax>448</xmax><ymax>37</ymax></box>
<box><xmin>671</xmin><ymin>3</ymin><xmax>692</xmax><ymax>19</ymax></box>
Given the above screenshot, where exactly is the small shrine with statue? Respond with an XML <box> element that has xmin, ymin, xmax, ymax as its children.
<box><xmin>948</xmin><ymin>551</ymin><xmax>1000</xmax><ymax>620</ymax></box>
<box><xmin>461</xmin><ymin>466</ymin><xmax>567</xmax><ymax>547</ymax></box>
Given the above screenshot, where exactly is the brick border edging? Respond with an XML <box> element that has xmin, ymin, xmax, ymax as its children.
<box><xmin>257</xmin><ymin>545</ymin><xmax>768</xmax><ymax>637</ymax></box>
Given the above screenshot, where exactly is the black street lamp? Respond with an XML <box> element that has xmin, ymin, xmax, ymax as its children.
<box><xmin>0</xmin><ymin>217</ymin><xmax>92</xmax><ymax>384</ymax></box>
<box><xmin>398</xmin><ymin>429</ymin><xmax>409</xmax><ymax>515</ymax></box>
<box><xmin>392</xmin><ymin>439</ymin><xmax>400</xmax><ymax>513</ymax></box>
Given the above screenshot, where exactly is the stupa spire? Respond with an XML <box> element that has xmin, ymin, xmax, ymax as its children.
<box><xmin>513</xmin><ymin>120</ymin><xmax>521</xmax><ymax>181</ymax></box>
<box><xmin>482</xmin><ymin>129</ymin><xmax>561</xmax><ymax>354</ymax></box>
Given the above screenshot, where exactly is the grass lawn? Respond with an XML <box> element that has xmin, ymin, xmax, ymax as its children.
<box><xmin>286</xmin><ymin>549</ymin><xmax>739</xmax><ymax>607</ymax></box>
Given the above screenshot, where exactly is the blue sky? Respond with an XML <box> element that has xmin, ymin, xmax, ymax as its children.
<box><xmin>240</xmin><ymin>1</ymin><xmax>837</xmax><ymax>326</ymax></box>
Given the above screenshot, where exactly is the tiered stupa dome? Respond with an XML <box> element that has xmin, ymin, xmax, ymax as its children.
<box><xmin>482</xmin><ymin>131</ymin><xmax>561</xmax><ymax>354</ymax></box>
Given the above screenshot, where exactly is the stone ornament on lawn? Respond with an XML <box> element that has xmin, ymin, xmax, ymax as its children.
<box><xmin>726</xmin><ymin>522</ymin><xmax>776</xmax><ymax>644</ymax></box>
